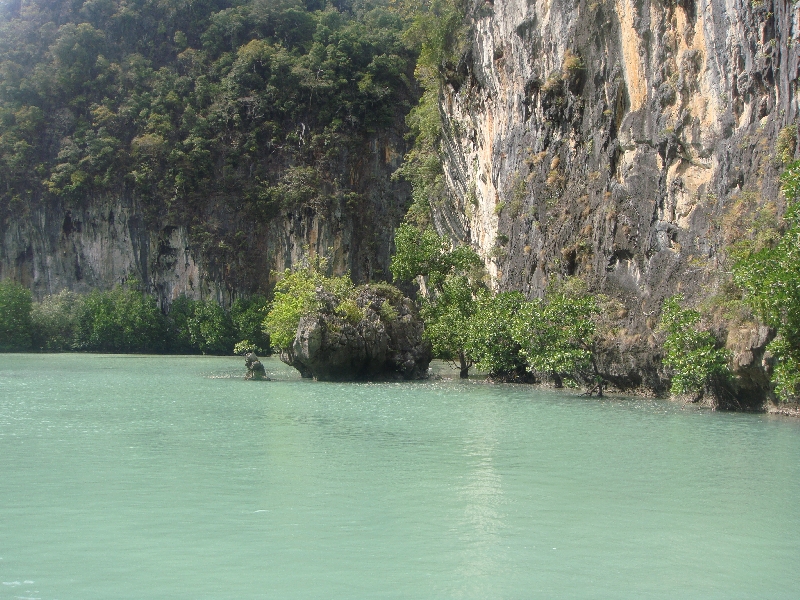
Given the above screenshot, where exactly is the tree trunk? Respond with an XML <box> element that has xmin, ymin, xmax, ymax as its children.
<box><xmin>459</xmin><ymin>352</ymin><xmax>470</xmax><ymax>379</ymax></box>
<box><xmin>553</xmin><ymin>373</ymin><xmax>563</xmax><ymax>388</ymax></box>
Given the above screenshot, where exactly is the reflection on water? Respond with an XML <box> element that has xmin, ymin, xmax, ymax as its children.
<box><xmin>456</xmin><ymin>397</ymin><xmax>505</xmax><ymax>594</ymax></box>
<box><xmin>0</xmin><ymin>354</ymin><xmax>799</xmax><ymax>599</ymax></box>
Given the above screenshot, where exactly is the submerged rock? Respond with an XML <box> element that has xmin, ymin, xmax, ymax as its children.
<box><xmin>244</xmin><ymin>353</ymin><xmax>269</xmax><ymax>381</ymax></box>
<box><xmin>280</xmin><ymin>286</ymin><xmax>431</xmax><ymax>381</ymax></box>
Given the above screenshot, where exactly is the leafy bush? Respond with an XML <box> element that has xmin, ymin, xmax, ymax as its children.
<box><xmin>0</xmin><ymin>280</ymin><xmax>33</xmax><ymax>351</ymax></box>
<box><xmin>379</xmin><ymin>299</ymin><xmax>399</xmax><ymax>323</ymax></box>
<box><xmin>420</xmin><ymin>274</ymin><xmax>477</xmax><ymax>377</ymax></box>
<box><xmin>233</xmin><ymin>340</ymin><xmax>258</xmax><ymax>356</ymax></box>
<box><xmin>658</xmin><ymin>295</ymin><xmax>731</xmax><ymax>399</ymax></box>
<box><xmin>391</xmin><ymin>222</ymin><xmax>483</xmax><ymax>288</ymax></box>
<box><xmin>231</xmin><ymin>295</ymin><xmax>270</xmax><ymax>354</ymax></box>
<box><xmin>3</xmin><ymin>280</ymin><xmax>271</xmax><ymax>355</ymax></box>
<box><xmin>73</xmin><ymin>282</ymin><xmax>167</xmax><ymax>353</ymax></box>
<box><xmin>514</xmin><ymin>288</ymin><xmax>600</xmax><ymax>390</ymax></box>
<box><xmin>187</xmin><ymin>301</ymin><xmax>235</xmax><ymax>355</ymax></box>
<box><xmin>166</xmin><ymin>295</ymin><xmax>199</xmax><ymax>354</ymax></box>
<box><xmin>263</xmin><ymin>265</ymin><xmax>355</xmax><ymax>351</ymax></box>
<box><xmin>465</xmin><ymin>291</ymin><xmax>529</xmax><ymax>380</ymax></box>
<box><xmin>733</xmin><ymin>161</ymin><xmax>800</xmax><ymax>400</ymax></box>
<box><xmin>392</xmin><ymin>221</ymin><xmax>484</xmax><ymax>376</ymax></box>
<box><xmin>336</xmin><ymin>298</ymin><xmax>364</xmax><ymax>324</ymax></box>
<box><xmin>30</xmin><ymin>290</ymin><xmax>83</xmax><ymax>351</ymax></box>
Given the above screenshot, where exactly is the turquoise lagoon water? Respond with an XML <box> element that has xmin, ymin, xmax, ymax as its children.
<box><xmin>0</xmin><ymin>354</ymin><xmax>798</xmax><ymax>599</ymax></box>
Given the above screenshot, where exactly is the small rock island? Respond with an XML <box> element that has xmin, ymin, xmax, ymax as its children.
<box><xmin>278</xmin><ymin>284</ymin><xmax>431</xmax><ymax>381</ymax></box>
<box><xmin>244</xmin><ymin>353</ymin><xmax>269</xmax><ymax>381</ymax></box>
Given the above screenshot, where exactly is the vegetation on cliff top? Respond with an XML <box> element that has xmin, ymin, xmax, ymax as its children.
<box><xmin>0</xmin><ymin>0</ymin><xmax>418</xmax><ymax>286</ymax></box>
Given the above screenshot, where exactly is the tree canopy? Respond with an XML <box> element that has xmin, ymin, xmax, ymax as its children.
<box><xmin>0</xmin><ymin>0</ymin><xmax>418</xmax><ymax>263</ymax></box>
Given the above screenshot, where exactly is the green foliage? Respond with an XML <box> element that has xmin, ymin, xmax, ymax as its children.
<box><xmin>513</xmin><ymin>290</ymin><xmax>598</xmax><ymax>386</ymax></box>
<box><xmin>0</xmin><ymin>0</ymin><xmax>416</xmax><ymax>240</ymax></box>
<box><xmin>336</xmin><ymin>297</ymin><xmax>365</xmax><ymax>324</ymax></box>
<box><xmin>465</xmin><ymin>291</ymin><xmax>529</xmax><ymax>378</ymax></box>
<box><xmin>391</xmin><ymin>223</ymin><xmax>484</xmax><ymax>375</ymax></box>
<box><xmin>658</xmin><ymin>295</ymin><xmax>731</xmax><ymax>398</ymax></box>
<box><xmin>776</xmin><ymin>125</ymin><xmax>797</xmax><ymax>164</ymax></box>
<box><xmin>233</xmin><ymin>339</ymin><xmax>257</xmax><ymax>355</ymax></box>
<box><xmin>733</xmin><ymin>161</ymin><xmax>800</xmax><ymax>400</ymax></box>
<box><xmin>391</xmin><ymin>222</ymin><xmax>482</xmax><ymax>289</ymax></box>
<box><xmin>379</xmin><ymin>299</ymin><xmax>399</xmax><ymax>322</ymax></box>
<box><xmin>73</xmin><ymin>281</ymin><xmax>167</xmax><ymax>352</ymax></box>
<box><xmin>368</xmin><ymin>281</ymin><xmax>404</xmax><ymax>303</ymax></box>
<box><xmin>231</xmin><ymin>295</ymin><xmax>270</xmax><ymax>354</ymax></box>
<box><xmin>393</xmin><ymin>0</ymin><xmax>467</xmax><ymax>224</ymax></box>
<box><xmin>30</xmin><ymin>289</ymin><xmax>83</xmax><ymax>351</ymax></box>
<box><xmin>166</xmin><ymin>295</ymin><xmax>199</xmax><ymax>353</ymax></box>
<box><xmin>8</xmin><ymin>282</ymin><xmax>262</xmax><ymax>355</ymax></box>
<box><xmin>391</xmin><ymin>223</ymin><xmax>447</xmax><ymax>283</ymax></box>
<box><xmin>263</xmin><ymin>265</ymin><xmax>355</xmax><ymax>351</ymax></box>
<box><xmin>420</xmin><ymin>273</ymin><xmax>476</xmax><ymax>374</ymax></box>
<box><xmin>187</xmin><ymin>300</ymin><xmax>236</xmax><ymax>355</ymax></box>
<box><xmin>0</xmin><ymin>280</ymin><xmax>33</xmax><ymax>351</ymax></box>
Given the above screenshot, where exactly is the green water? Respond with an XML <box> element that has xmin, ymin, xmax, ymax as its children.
<box><xmin>0</xmin><ymin>355</ymin><xmax>798</xmax><ymax>599</ymax></box>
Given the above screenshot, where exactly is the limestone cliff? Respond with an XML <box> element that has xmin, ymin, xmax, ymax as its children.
<box><xmin>434</xmin><ymin>0</ymin><xmax>798</xmax><ymax>401</ymax></box>
<box><xmin>0</xmin><ymin>129</ymin><xmax>409</xmax><ymax>308</ymax></box>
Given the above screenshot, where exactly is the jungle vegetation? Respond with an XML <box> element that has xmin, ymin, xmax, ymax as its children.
<box><xmin>0</xmin><ymin>0</ymin><xmax>419</xmax><ymax>286</ymax></box>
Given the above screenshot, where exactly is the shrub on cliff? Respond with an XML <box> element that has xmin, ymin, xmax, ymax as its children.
<box><xmin>658</xmin><ymin>295</ymin><xmax>732</xmax><ymax>401</ymax></box>
<box><xmin>733</xmin><ymin>160</ymin><xmax>800</xmax><ymax>401</ymax></box>
<box><xmin>263</xmin><ymin>264</ymin><xmax>355</xmax><ymax>352</ymax></box>
<box><xmin>0</xmin><ymin>280</ymin><xmax>33</xmax><ymax>351</ymax></box>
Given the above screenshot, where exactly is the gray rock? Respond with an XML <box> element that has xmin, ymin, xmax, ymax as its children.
<box><xmin>431</xmin><ymin>0</ymin><xmax>797</xmax><ymax>403</ymax></box>
<box><xmin>280</xmin><ymin>286</ymin><xmax>432</xmax><ymax>381</ymax></box>
<box><xmin>244</xmin><ymin>352</ymin><xmax>269</xmax><ymax>381</ymax></box>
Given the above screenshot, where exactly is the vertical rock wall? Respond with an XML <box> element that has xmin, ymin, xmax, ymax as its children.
<box><xmin>435</xmin><ymin>0</ymin><xmax>798</xmax><ymax>397</ymax></box>
<box><xmin>0</xmin><ymin>130</ymin><xmax>410</xmax><ymax>307</ymax></box>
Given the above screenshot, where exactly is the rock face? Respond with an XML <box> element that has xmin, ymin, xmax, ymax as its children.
<box><xmin>281</xmin><ymin>286</ymin><xmax>432</xmax><ymax>381</ymax></box>
<box><xmin>244</xmin><ymin>353</ymin><xmax>269</xmax><ymax>381</ymax></box>
<box><xmin>0</xmin><ymin>130</ymin><xmax>410</xmax><ymax>307</ymax></box>
<box><xmin>434</xmin><ymin>0</ymin><xmax>798</xmax><ymax>401</ymax></box>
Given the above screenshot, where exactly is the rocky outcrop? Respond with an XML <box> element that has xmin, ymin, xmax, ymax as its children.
<box><xmin>434</xmin><ymin>0</ymin><xmax>798</xmax><ymax>399</ymax></box>
<box><xmin>281</xmin><ymin>286</ymin><xmax>432</xmax><ymax>381</ymax></box>
<box><xmin>244</xmin><ymin>353</ymin><xmax>269</xmax><ymax>381</ymax></box>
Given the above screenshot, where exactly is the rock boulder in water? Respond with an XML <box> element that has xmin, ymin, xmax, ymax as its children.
<box><xmin>280</xmin><ymin>286</ymin><xmax>431</xmax><ymax>381</ymax></box>
<box><xmin>244</xmin><ymin>353</ymin><xmax>269</xmax><ymax>380</ymax></box>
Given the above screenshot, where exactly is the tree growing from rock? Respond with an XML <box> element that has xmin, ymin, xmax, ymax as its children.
<box><xmin>733</xmin><ymin>160</ymin><xmax>800</xmax><ymax>401</ymax></box>
<box><xmin>263</xmin><ymin>263</ymin><xmax>354</xmax><ymax>353</ymax></box>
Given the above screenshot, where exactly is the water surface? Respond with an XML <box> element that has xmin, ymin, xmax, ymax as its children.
<box><xmin>1</xmin><ymin>354</ymin><xmax>798</xmax><ymax>598</ymax></box>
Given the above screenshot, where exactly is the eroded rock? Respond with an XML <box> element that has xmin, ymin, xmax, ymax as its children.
<box><xmin>244</xmin><ymin>352</ymin><xmax>269</xmax><ymax>381</ymax></box>
<box><xmin>280</xmin><ymin>286</ymin><xmax>432</xmax><ymax>381</ymax></box>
